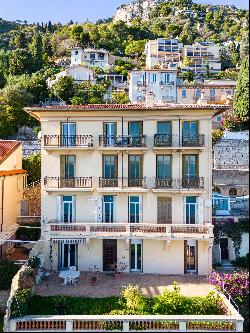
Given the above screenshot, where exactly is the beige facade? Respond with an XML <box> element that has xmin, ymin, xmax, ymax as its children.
<box><xmin>26</xmin><ymin>103</ymin><xmax>229</xmax><ymax>275</ymax></box>
<box><xmin>0</xmin><ymin>141</ymin><xmax>26</xmax><ymax>255</ymax></box>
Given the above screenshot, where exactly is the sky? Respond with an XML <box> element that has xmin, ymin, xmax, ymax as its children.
<box><xmin>0</xmin><ymin>0</ymin><xmax>248</xmax><ymax>24</ymax></box>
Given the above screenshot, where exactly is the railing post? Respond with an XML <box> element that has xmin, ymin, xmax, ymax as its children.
<box><xmin>236</xmin><ymin>320</ymin><xmax>244</xmax><ymax>332</ymax></box>
<box><xmin>123</xmin><ymin>320</ymin><xmax>130</xmax><ymax>332</ymax></box>
<box><xmin>179</xmin><ymin>321</ymin><xmax>187</xmax><ymax>332</ymax></box>
<box><xmin>66</xmin><ymin>320</ymin><xmax>73</xmax><ymax>332</ymax></box>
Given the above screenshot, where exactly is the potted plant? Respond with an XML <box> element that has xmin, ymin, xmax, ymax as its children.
<box><xmin>88</xmin><ymin>264</ymin><xmax>100</xmax><ymax>286</ymax></box>
<box><xmin>111</xmin><ymin>259</ymin><xmax>128</xmax><ymax>279</ymax></box>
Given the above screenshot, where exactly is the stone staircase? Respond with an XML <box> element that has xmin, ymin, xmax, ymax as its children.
<box><xmin>221</xmin><ymin>260</ymin><xmax>235</xmax><ymax>272</ymax></box>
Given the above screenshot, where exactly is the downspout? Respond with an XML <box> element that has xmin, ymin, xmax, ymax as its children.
<box><xmin>122</xmin><ymin>117</ymin><xmax>124</xmax><ymax>189</ymax></box>
<box><xmin>0</xmin><ymin>176</ymin><xmax>6</xmax><ymax>259</ymax></box>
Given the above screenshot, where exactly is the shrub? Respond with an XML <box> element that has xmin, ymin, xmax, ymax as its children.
<box><xmin>0</xmin><ymin>260</ymin><xmax>19</xmax><ymax>290</ymax></box>
<box><xmin>18</xmin><ymin>267</ymin><xmax>36</xmax><ymax>290</ymax></box>
<box><xmin>11</xmin><ymin>289</ymin><xmax>32</xmax><ymax>318</ymax></box>
<box><xmin>16</xmin><ymin>223</ymin><xmax>41</xmax><ymax>241</ymax></box>
<box><xmin>233</xmin><ymin>253</ymin><xmax>249</xmax><ymax>268</ymax></box>
<box><xmin>121</xmin><ymin>285</ymin><xmax>148</xmax><ymax>314</ymax></box>
<box><xmin>53</xmin><ymin>296</ymin><xmax>71</xmax><ymax>315</ymax></box>
<box><xmin>27</xmin><ymin>256</ymin><xmax>41</xmax><ymax>270</ymax></box>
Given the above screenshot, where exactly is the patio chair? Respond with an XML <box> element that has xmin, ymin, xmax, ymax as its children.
<box><xmin>62</xmin><ymin>276</ymin><xmax>72</xmax><ymax>286</ymax></box>
<box><xmin>71</xmin><ymin>277</ymin><xmax>78</xmax><ymax>286</ymax></box>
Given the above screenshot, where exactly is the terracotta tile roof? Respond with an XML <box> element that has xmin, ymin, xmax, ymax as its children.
<box><xmin>25</xmin><ymin>103</ymin><xmax>230</xmax><ymax>112</ymax></box>
<box><xmin>0</xmin><ymin>140</ymin><xmax>22</xmax><ymax>164</ymax></box>
<box><xmin>0</xmin><ymin>169</ymin><xmax>26</xmax><ymax>177</ymax></box>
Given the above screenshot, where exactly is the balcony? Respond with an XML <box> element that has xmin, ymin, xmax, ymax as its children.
<box><xmin>154</xmin><ymin>177</ymin><xmax>205</xmax><ymax>192</ymax></box>
<box><xmin>160</xmin><ymin>81</ymin><xmax>175</xmax><ymax>86</ymax></box>
<box><xmin>44</xmin><ymin>177</ymin><xmax>93</xmax><ymax>192</ymax></box>
<box><xmin>154</xmin><ymin>134</ymin><xmax>205</xmax><ymax>150</ymax></box>
<box><xmin>99</xmin><ymin>135</ymin><xmax>147</xmax><ymax>151</ymax></box>
<box><xmin>46</xmin><ymin>222</ymin><xmax>213</xmax><ymax>241</ymax></box>
<box><xmin>43</xmin><ymin>135</ymin><xmax>93</xmax><ymax>151</ymax></box>
<box><xmin>98</xmin><ymin>177</ymin><xmax>148</xmax><ymax>192</ymax></box>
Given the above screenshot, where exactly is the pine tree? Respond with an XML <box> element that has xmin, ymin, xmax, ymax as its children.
<box><xmin>30</xmin><ymin>32</ymin><xmax>43</xmax><ymax>71</ymax></box>
<box><xmin>233</xmin><ymin>58</ymin><xmax>249</xmax><ymax>124</ymax></box>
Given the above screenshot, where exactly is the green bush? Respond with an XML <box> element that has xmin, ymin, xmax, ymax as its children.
<box><xmin>11</xmin><ymin>289</ymin><xmax>32</xmax><ymax>318</ymax></box>
<box><xmin>16</xmin><ymin>285</ymin><xmax>225</xmax><ymax>317</ymax></box>
<box><xmin>18</xmin><ymin>267</ymin><xmax>36</xmax><ymax>290</ymax></box>
<box><xmin>233</xmin><ymin>253</ymin><xmax>249</xmax><ymax>268</ymax></box>
<box><xmin>27</xmin><ymin>256</ymin><xmax>41</xmax><ymax>270</ymax></box>
<box><xmin>22</xmin><ymin>153</ymin><xmax>41</xmax><ymax>184</ymax></box>
<box><xmin>0</xmin><ymin>260</ymin><xmax>19</xmax><ymax>290</ymax></box>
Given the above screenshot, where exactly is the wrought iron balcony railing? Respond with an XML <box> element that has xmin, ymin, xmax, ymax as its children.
<box><xmin>182</xmin><ymin>134</ymin><xmax>205</xmax><ymax>147</ymax></box>
<box><xmin>154</xmin><ymin>134</ymin><xmax>205</xmax><ymax>148</ymax></box>
<box><xmin>99</xmin><ymin>135</ymin><xmax>147</xmax><ymax>148</ymax></box>
<box><xmin>44</xmin><ymin>177</ymin><xmax>93</xmax><ymax>189</ymax></box>
<box><xmin>99</xmin><ymin>177</ymin><xmax>147</xmax><ymax>189</ymax></box>
<box><xmin>44</xmin><ymin>135</ymin><xmax>93</xmax><ymax>148</ymax></box>
<box><xmin>155</xmin><ymin>177</ymin><xmax>205</xmax><ymax>189</ymax></box>
<box><xmin>154</xmin><ymin>134</ymin><xmax>173</xmax><ymax>147</ymax></box>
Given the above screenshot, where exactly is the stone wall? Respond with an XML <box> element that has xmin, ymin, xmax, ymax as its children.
<box><xmin>23</xmin><ymin>182</ymin><xmax>41</xmax><ymax>216</ymax></box>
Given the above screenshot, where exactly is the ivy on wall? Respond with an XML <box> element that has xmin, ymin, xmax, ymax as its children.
<box><xmin>213</xmin><ymin>218</ymin><xmax>249</xmax><ymax>257</ymax></box>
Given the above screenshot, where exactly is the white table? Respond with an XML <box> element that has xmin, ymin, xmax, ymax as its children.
<box><xmin>59</xmin><ymin>271</ymin><xmax>80</xmax><ymax>286</ymax></box>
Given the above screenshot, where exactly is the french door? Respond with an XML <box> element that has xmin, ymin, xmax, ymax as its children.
<box><xmin>103</xmin><ymin>195</ymin><xmax>114</xmax><ymax>223</ymax></box>
<box><xmin>103</xmin><ymin>240</ymin><xmax>117</xmax><ymax>271</ymax></box>
<box><xmin>131</xmin><ymin>240</ymin><xmax>142</xmax><ymax>272</ymax></box>
<box><xmin>182</xmin><ymin>155</ymin><xmax>199</xmax><ymax>188</ymax></box>
<box><xmin>63</xmin><ymin>196</ymin><xmax>74</xmax><ymax>223</ymax></box>
<box><xmin>129</xmin><ymin>196</ymin><xmax>142</xmax><ymax>223</ymax></box>
<box><xmin>185</xmin><ymin>241</ymin><xmax>197</xmax><ymax>273</ymax></box>
<box><xmin>185</xmin><ymin>197</ymin><xmax>198</xmax><ymax>224</ymax></box>
<box><xmin>60</xmin><ymin>243</ymin><xmax>77</xmax><ymax>270</ymax></box>
<box><xmin>182</xmin><ymin>121</ymin><xmax>198</xmax><ymax>146</ymax></box>
<box><xmin>104</xmin><ymin>122</ymin><xmax>117</xmax><ymax>146</ymax></box>
<box><xmin>129</xmin><ymin>155</ymin><xmax>143</xmax><ymax>187</ymax></box>
<box><xmin>61</xmin><ymin>122</ymin><xmax>76</xmax><ymax>146</ymax></box>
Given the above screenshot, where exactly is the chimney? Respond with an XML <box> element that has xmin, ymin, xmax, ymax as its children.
<box><xmin>197</xmin><ymin>92</ymin><xmax>208</xmax><ymax>105</ymax></box>
<box><xmin>145</xmin><ymin>92</ymin><xmax>155</xmax><ymax>108</ymax></box>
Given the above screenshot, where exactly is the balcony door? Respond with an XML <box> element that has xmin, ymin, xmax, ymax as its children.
<box><xmin>102</xmin><ymin>155</ymin><xmax>118</xmax><ymax>187</ymax></box>
<box><xmin>156</xmin><ymin>155</ymin><xmax>171</xmax><ymax>187</ymax></box>
<box><xmin>182</xmin><ymin>121</ymin><xmax>198</xmax><ymax>146</ymax></box>
<box><xmin>60</xmin><ymin>156</ymin><xmax>75</xmax><ymax>187</ymax></box>
<box><xmin>103</xmin><ymin>122</ymin><xmax>117</xmax><ymax>146</ymax></box>
<box><xmin>57</xmin><ymin>196</ymin><xmax>76</xmax><ymax>223</ymax></box>
<box><xmin>129</xmin><ymin>196</ymin><xmax>142</xmax><ymax>223</ymax></box>
<box><xmin>185</xmin><ymin>197</ymin><xmax>198</xmax><ymax>224</ymax></box>
<box><xmin>156</xmin><ymin>122</ymin><xmax>172</xmax><ymax>146</ymax></box>
<box><xmin>157</xmin><ymin>197</ymin><xmax>172</xmax><ymax>224</ymax></box>
<box><xmin>131</xmin><ymin>240</ymin><xmax>142</xmax><ymax>272</ymax></box>
<box><xmin>128</xmin><ymin>121</ymin><xmax>143</xmax><ymax>146</ymax></box>
<box><xmin>129</xmin><ymin>155</ymin><xmax>143</xmax><ymax>187</ymax></box>
<box><xmin>102</xmin><ymin>195</ymin><xmax>115</xmax><ymax>223</ymax></box>
<box><xmin>182</xmin><ymin>155</ymin><xmax>198</xmax><ymax>187</ymax></box>
<box><xmin>61</xmin><ymin>122</ymin><xmax>76</xmax><ymax>147</ymax></box>
<box><xmin>60</xmin><ymin>243</ymin><xmax>77</xmax><ymax>270</ymax></box>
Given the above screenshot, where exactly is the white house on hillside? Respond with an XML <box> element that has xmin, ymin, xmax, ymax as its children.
<box><xmin>47</xmin><ymin>66</ymin><xmax>95</xmax><ymax>88</ymax></box>
<box><xmin>71</xmin><ymin>47</ymin><xmax>109</xmax><ymax>69</ymax></box>
<box><xmin>129</xmin><ymin>69</ymin><xmax>178</xmax><ymax>104</ymax></box>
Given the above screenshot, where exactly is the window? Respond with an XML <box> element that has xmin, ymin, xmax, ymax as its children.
<box><xmin>182</xmin><ymin>89</ymin><xmax>187</xmax><ymax>98</ymax></box>
<box><xmin>75</xmin><ymin>51</ymin><xmax>78</xmax><ymax>55</ymax></box>
<box><xmin>103</xmin><ymin>155</ymin><xmax>118</xmax><ymax>179</ymax></box>
<box><xmin>182</xmin><ymin>121</ymin><xmax>198</xmax><ymax>146</ymax></box>
<box><xmin>103</xmin><ymin>195</ymin><xmax>115</xmax><ymax>223</ymax></box>
<box><xmin>128</xmin><ymin>122</ymin><xmax>143</xmax><ymax>136</ymax></box>
<box><xmin>185</xmin><ymin>197</ymin><xmax>198</xmax><ymax>224</ymax></box>
<box><xmin>103</xmin><ymin>122</ymin><xmax>117</xmax><ymax>146</ymax></box>
<box><xmin>61</xmin><ymin>123</ymin><xmax>76</xmax><ymax>146</ymax></box>
<box><xmin>62</xmin><ymin>196</ymin><xmax>74</xmax><ymax>223</ymax></box>
<box><xmin>210</xmin><ymin>89</ymin><xmax>216</xmax><ymax>102</ymax></box>
<box><xmin>162</xmin><ymin>73</ymin><xmax>170</xmax><ymax>84</ymax></box>
<box><xmin>183</xmin><ymin>155</ymin><xmax>198</xmax><ymax>178</ymax></box>
<box><xmin>61</xmin><ymin>156</ymin><xmax>75</xmax><ymax>178</ymax></box>
<box><xmin>157</xmin><ymin>155</ymin><xmax>171</xmax><ymax>179</ymax></box>
<box><xmin>152</xmin><ymin>73</ymin><xmax>157</xmax><ymax>83</ymax></box>
<box><xmin>90</xmin><ymin>53</ymin><xmax>96</xmax><ymax>59</ymax></box>
<box><xmin>216</xmin><ymin>116</ymin><xmax>222</xmax><ymax>122</ymax></box>
<box><xmin>195</xmin><ymin>89</ymin><xmax>201</xmax><ymax>99</ymax></box>
<box><xmin>129</xmin><ymin>155</ymin><xmax>143</xmax><ymax>181</ymax></box>
<box><xmin>129</xmin><ymin>196</ymin><xmax>142</xmax><ymax>223</ymax></box>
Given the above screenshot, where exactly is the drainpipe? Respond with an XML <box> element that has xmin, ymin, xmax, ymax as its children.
<box><xmin>122</xmin><ymin>117</ymin><xmax>124</xmax><ymax>189</ymax></box>
<box><xmin>0</xmin><ymin>176</ymin><xmax>6</xmax><ymax>260</ymax></box>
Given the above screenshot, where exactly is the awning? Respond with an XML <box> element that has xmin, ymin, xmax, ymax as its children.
<box><xmin>51</xmin><ymin>238</ymin><xmax>86</xmax><ymax>244</ymax></box>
